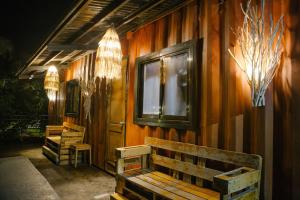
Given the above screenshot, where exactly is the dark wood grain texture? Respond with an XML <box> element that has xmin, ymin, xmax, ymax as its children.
<box><xmin>46</xmin><ymin>0</ymin><xmax>300</xmax><ymax>199</ymax></box>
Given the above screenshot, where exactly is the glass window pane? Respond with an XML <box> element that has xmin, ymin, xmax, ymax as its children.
<box><xmin>163</xmin><ymin>53</ymin><xmax>188</xmax><ymax>116</ymax></box>
<box><xmin>142</xmin><ymin>61</ymin><xmax>161</xmax><ymax>115</ymax></box>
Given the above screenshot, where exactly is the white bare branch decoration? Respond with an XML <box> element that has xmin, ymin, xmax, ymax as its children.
<box><xmin>228</xmin><ymin>0</ymin><xmax>284</xmax><ymax>106</ymax></box>
<box><xmin>80</xmin><ymin>79</ymin><xmax>95</xmax><ymax>123</ymax></box>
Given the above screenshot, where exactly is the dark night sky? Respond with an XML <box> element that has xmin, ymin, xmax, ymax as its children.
<box><xmin>0</xmin><ymin>0</ymin><xmax>78</xmax><ymax>74</ymax></box>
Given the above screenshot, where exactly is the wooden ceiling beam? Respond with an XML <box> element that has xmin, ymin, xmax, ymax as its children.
<box><xmin>41</xmin><ymin>51</ymin><xmax>64</xmax><ymax>66</ymax></box>
<box><xmin>68</xmin><ymin>0</ymin><xmax>132</xmax><ymax>43</ymax></box>
<box><xmin>118</xmin><ymin>0</ymin><xmax>191</xmax><ymax>37</ymax></box>
<box><xmin>86</xmin><ymin>0</ymin><xmax>168</xmax><ymax>45</ymax></box>
<box><xmin>59</xmin><ymin>50</ymin><xmax>83</xmax><ymax>65</ymax></box>
<box><xmin>24</xmin><ymin>64</ymin><xmax>68</xmax><ymax>72</ymax></box>
<box><xmin>19</xmin><ymin>73</ymin><xmax>45</xmax><ymax>80</ymax></box>
<box><xmin>19</xmin><ymin>0</ymin><xmax>186</xmax><ymax>78</ymax></box>
<box><xmin>20</xmin><ymin>64</ymin><xmax>69</xmax><ymax>79</ymax></box>
<box><xmin>38</xmin><ymin>0</ymin><xmax>131</xmax><ymax>67</ymax></box>
<box><xmin>47</xmin><ymin>44</ymin><xmax>97</xmax><ymax>51</ymax></box>
<box><xmin>121</xmin><ymin>0</ymin><xmax>166</xmax><ymax>26</ymax></box>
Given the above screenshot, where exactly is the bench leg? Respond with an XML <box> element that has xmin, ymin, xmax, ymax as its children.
<box><xmin>89</xmin><ymin>149</ymin><xmax>92</xmax><ymax>166</ymax></box>
<box><xmin>115</xmin><ymin>177</ymin><xmax>125</xmax><ymax>195</ymax></box>
<box><xmin>75</xmin><ymin>149</ymin><xmax>78</xmax><ymax>168</ymax></box>
<box><xmin>69</xmin><ymin>149</ymin><xmax>72</xmax><ymax>165</ymax></box>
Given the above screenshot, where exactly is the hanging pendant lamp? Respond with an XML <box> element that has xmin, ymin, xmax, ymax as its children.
<box><xmin>95</xmin><ymin>27</ymin><xmax>122</xmax><ymax>80</ymax></box>
<box><xmin>44</xmin><ymin>65</ymin><xmax>59</xmax><ymax>101</ymax></box>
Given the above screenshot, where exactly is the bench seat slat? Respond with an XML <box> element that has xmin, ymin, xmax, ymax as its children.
<box><xmin>127</xmin><ymin>176</ymin><xmax>188</xmax><ymax>200</ymax></box>
<box><xmin>135</xmin><ymin>174</ymin><xmax>206</xmax><ymax>200</ymax></box>
<box><xmin>110</xmin><ymin>193</ymin><xmax>129</xmax><ymax>200</ymax></box>
<box><xmin>151</xmin><ymin>171</ymin><xmax>220</xmax><ymax>198</ymax></box>
<box><xmin>144</xmin><ymin>172</ymin><xmax>220</xmax><ymax>200</ymax></box>
<box><xmin>120</xmin><ymin>169</ymin><xmax>220</xmax><ymax>200</ymax></box>
<box><xmin>46</xmin><ymin>136</ymin><xmax>61</xmax><ymax>145</ymax></box>
<box><xmin>152</xmin><ymin>154</ymin><xmax>222</xmax><ymax>181</ymax></box>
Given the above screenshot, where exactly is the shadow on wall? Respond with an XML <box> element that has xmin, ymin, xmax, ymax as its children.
<box><xmin>273</xmin><ymin>1</ymin><xmax>300</xmax><ymax>200</ymax></box>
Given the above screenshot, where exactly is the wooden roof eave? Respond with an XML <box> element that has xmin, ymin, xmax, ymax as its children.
<box><xmin>17</xmin><ymin>0</ymin><xmax>189</xmax><ymax>79</ymax></box>
<box><xmin>16</xmin><ymin>0</ymin><xmax>93</xmax><ymax>78</ymax></box>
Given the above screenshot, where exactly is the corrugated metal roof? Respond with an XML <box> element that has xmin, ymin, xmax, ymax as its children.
<box><xmin>17</xmin><ymin>0</ymin><xmax>188</xmax><ymax>79</ymax></box>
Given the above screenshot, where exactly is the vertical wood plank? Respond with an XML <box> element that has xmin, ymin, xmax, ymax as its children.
<box><xmin>196</xmin><ymin>157</ymin><xmax>206</xmax><ymax>186</ymax></box>
<box><xmin>128</xmin><ymin>23</ymin><xmax>155</xmax><ymax>145</ymax></box>
<box><xmin>181</xmin><ymin>0</ymin><xmax>199</xmax><ymax>183</ymax></box>
<box><xmin>273</xmin><ymin>0</ymin><xmax>293</xmax><ymax>199</ymax></box>
<box><xmin>219</xmin><ymin>0</ymin><xmax>236</xmax><ymax>151</ymax></box>
<box><xmin>235</xmin><ymin>114</ymin><xmax>243</xmax><ymax>152</ymax></box>
<box><xmin>154</xmin><ymin>17</ymin><xmax>168</xmax><ymax>140</ymax></box>
<box><xmin>198</xmin><ymin>0</ymin><xmax>208</xmax><ymax>147</ymax></box>
<box><xmin>48</xmin><ymin>1</ymin><xmax>300</xmax><ymax>199</ymax></box>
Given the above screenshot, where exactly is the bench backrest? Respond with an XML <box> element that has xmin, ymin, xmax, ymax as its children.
<box><xmin>144</xmin><ymin>137</ymin><xmax>262</xmax><ymax>182</ymax></box>
<box><xmin>63</xmin><ymin>122</ymin><xmax>85</xmax><ymax>132</ymax></box>
<box><xmin>61</xmin><ymin>122</ymin><xmax>85</xmax><ymax>144</ymax></box>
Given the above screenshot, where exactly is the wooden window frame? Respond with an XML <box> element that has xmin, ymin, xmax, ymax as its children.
<box><xmin>134</xmin><ymin>39</ymin><xmax>200</xmax><ymax>130</ymax></box>
<box><xmin>65</xmin><ymin>79</ymin><xmax>81</xmax><ymax>117</ymax></box>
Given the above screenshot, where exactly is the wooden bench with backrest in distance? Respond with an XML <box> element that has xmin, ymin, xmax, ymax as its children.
<box><xmin>111</xmin><ymin>136</ymin><xmax>262</xmax><ymax>200</ymax></box>
<box><xmin>42</xmin><ymin>122</ymin><xmax>85</xmax><ymax>165</ymax></box>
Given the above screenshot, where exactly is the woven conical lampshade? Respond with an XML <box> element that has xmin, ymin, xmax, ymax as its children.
<box><xmin>44</xmin><ymin>65</ymin><xmax>59</xmax><ymax>101</ymax></box>
<box><xmin>95</xmin><ymin>27</ymin><xmax>122</xmax><ymax>80</ymax></box>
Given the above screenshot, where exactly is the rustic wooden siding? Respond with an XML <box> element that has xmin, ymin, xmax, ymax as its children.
<box><xmin>273</xmin><ymin>0</ymin><xmax>300</xmax><ymax>200</ymax></box>
<box><xmin>124</xmin><ymin>0</ymin><xmax>233</xmax><ymax>150</ymax></box>
<box><xmin>49</xmin><ymin>0</ymin><xmax>300</xmax><ymax>199</ymax></box>
<box><xmin>123</xmin><ymin>0</ymin><xmax>297</xmax><ymax>199</ymax></box>
<box><xmin>54</xmin><ymin>35</ymin><xmax>128</xmax><ymax>169</ymax></box>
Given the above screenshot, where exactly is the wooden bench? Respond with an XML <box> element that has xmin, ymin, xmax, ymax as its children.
<box><xmin>42</xmin><ymin>122</ymin><xmax>85</xmax><ymax>165</ymax></box>
<box><xmin>111</xmin><ymin>137</ymin><xmax>262</xmax><ymax>200</ymax></box>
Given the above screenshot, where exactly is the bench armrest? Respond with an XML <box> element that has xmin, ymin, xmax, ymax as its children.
<box><xmin>115</xmin><ymin>145</ymin><xmax>151</xmax><ymax>174</ymax></box>
<box><xmin>213</xmin><ymin>167</ymin><xmax>260</xmax><ymax>198</ymax></box>
<box><xmin>116</xmin><ymin>145</ymin><xmax>151</xmax><ymax>159</ymax></box>
<box><xmin>45</xmin><ymin>125</ymin><xmax>64</xmax><ymax>137</ymax></box>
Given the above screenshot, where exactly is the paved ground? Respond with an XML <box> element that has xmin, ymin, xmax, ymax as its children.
<box><xmin>0</xmin><ymin>139</ymin><xmax>116</xmax><ymax>200</ymax></box>
<box><xmin>0</xmin><ymin>156</ymin><xmax>59</xmax><ymax>200</ymax></box>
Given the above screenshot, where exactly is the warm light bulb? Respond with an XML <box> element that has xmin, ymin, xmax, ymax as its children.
<box><xmin>47</xmin><ymin>65</ymin><xmax>58</xmax><ymax>73</ymax></box>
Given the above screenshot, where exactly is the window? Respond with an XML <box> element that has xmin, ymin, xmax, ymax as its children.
<box><xmin>65</xmin><ymin>79</ymin><xmax>80</xmax><ymax>117</ymax></box>
<box><xmin>134</xmin><ymin>39</ymin><xmax>200</xmax><ymax>130</ymax></box>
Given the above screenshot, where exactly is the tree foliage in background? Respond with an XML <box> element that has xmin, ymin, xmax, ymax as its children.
<box><xmin>0</xmin><ymin>79</ymin><xmax>48</xmax><ymax>117</ymax></box>
<box><xmin>0</xmin><ymin>37</ymin><xmax>48</xmax><ymax>134</ymax></box>
<box><xmin>0</xmin><ymin>36</ymin><xmax>19</xmax><ymax>78</ymax></box>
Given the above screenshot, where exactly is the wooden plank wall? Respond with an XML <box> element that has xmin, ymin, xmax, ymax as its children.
<box><xmin>54</xmin><ymin>38</ymin><xmax>128</xmax><ymax>169</ymax></box>
<box><xmin>273</xmin><ymin>0</ymin><xmax>300</xmax><ymax>199</ymax></box>
<box><xmin>125</xmin><ymin>0</ymin><xmax>239</xmax><ymax>151</ymax></box>
<box><xmin>123</xmin><ymin>0</ymin><xmax>298</xmax><ymax>199</ymax></box>
<box><xmin>48</xmin><ymin>0</ymin><xmax>300</xmax><ymax>199</ymax></box>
